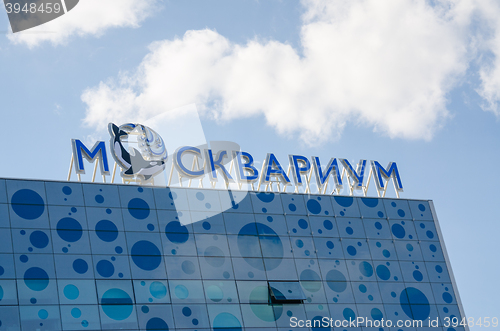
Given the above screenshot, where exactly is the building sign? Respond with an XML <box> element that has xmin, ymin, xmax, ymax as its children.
<box><xmin>69</xmin><ymin>122</ymin><xmax>403</xmax><ymax>198</ymax></box>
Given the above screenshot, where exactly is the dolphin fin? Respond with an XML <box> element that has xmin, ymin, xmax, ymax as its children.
<box><xmin>124</xmin><ymin>167</ymin><xmax>134</xmax><ymax>175</ymax></box>
<box><xmin>108</xmin><ymin>123</ymin><xmax>119</xmax><ymax>137</ymax></box>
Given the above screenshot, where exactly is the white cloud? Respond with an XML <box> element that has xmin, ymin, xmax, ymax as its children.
<box><xmin>8</xmin><ymin>0</ymin><xmax>158</xmax><ymax>47</ymax></box>
<box><xmin>82</xmin><ymin>0</ymin><xmax>472</xmax><ymax>144</ymax></box>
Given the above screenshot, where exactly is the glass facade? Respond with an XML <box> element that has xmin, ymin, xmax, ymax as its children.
<box><xmin>0</xmin><ymin>178</ymin><xmax>465</xmax><ymax>331</ymax></box>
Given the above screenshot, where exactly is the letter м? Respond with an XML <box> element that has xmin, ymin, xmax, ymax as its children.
<box><xmin>71</xmin><ymin>139</ymin><xmax>110</xmax><ymax>175</ymax></box>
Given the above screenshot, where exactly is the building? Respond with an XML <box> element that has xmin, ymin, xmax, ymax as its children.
<box><xmin>0</xmin><ymin>177</ymin><xmax>466</xmax><ymax>330</ymax></box>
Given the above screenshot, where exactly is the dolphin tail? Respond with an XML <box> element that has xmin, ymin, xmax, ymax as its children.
<box><xmin>124</xmin><ymin>167</ymin><xmax>134</xmax><ymax>175</ymax></box>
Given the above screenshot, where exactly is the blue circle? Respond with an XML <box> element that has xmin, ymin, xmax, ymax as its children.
<box><xmin>326</xmin><ymin>241</ymin><xmax>334</xmax><ymax>249</ymax></box>
<box><xmin>343</xmin><ymin>308</ymin><xmax>356</xmax><ymax>321</ymax></box>
<box><xmin>165</xmin><ymin>222</ymin><xmax>189</xmax><ymax>244</ymax></box>
<box><xmin>11</xmin><ymin>189</ymin><xmax>45</xmax><ymax>220</ymax></box>
<box><xmin>413</xmin><ymin>270</ymin><xmax>424</xmax><ymax>281</ymax></box>
<box><xmin>323</xmin><ymin>220</ymin><xmax>333</xmax><ymax>230</ymax></box>
<box><xmin>397</xmin><ymin>209</ymin><xmax>405</xmax><ymax>217</ymax></box>
<box><xmin>128</xmin><ymin>198</ymin><xmax>150</xmax><ymax>219</ymax></box>
<box><xmin>181</xmin><ymin>260</ymin><xmax>196</xmax><ymax>274</ymax></box>
<box><xmin>24</xmin><ymin>267</ymin><xmax>49</xmax><ymax>291</ymax></box>
<box><xmin>377</xmin><ymin>211</ymin><xmax>384</xmax><ymax>218</ymax></box>
<box><xmin>64</xmin><ymin>284</ymin><xmax>79</xmax><ymax>300</ymax></box>
<box><xmin>71</xmin><ymin>308</ymin><xmax>82</xmax><ymax>319</ymax></box>
<box><xmin>288</xmin><ymin>203</ymin><xmax>296</xmax><ymax>212</ymax></box>
<box><xmin>256</xmin><ymin>192</ymin><xmax>274</xmax><ymax>203</ymax></box>
<box><xmin>150</xmin><ymin>282</ymin><xmax>167</xmax><ymax>299</ymax></box>
<box><xmin>307</xmin><ymin>199</ymin><xmax>321</xmax><ymax>214</ymax></box>
<box><xmin>202</xmin><ymin>222</ymin><xmax>211</xmax><ymax>230</ymax></box>
<box><xmin>62</xmin><ymin>186</ymin><xmax>72</xmax><ymax>195</ymax></box>
<box><xmin>141</xmin><ymin>305</ymin><xmax>149</xmax><ymax>313</ymax></box>
<box><xmin>147</xmin><ymin>224</ymin><xmax>155</xmax><ymax>231</ymax></box>
<box><xmin>418</xmin><ymin>204</ymin><xmax>426</xmax><ymax>211</ymax></box>
<box><xmin>213</xmin><ymin>312</ymin><xmax>242</xmax><ymax>330</ymax></box>
<box><xmin>175</xmin><ymin>285</ymin><xmax>189</xmax><ymax>299</ymax></box>
<box><xmin>426</xmin><ymin>230</ymin><xmax>434</xmax><ymax>239</ymax></box>
<box><xmin>101</xmin><ymin>289</ymin><xmax>133</xmax><ymax>320</ymax></box>
<box><xmin>38</xmin><ymin>309</ymin><xmax>49</xmax><ymax>319</ymax></box>
<box><xmin>73</xmin><ymin>259</ymin><xmax>88</xmax><ymax>274</ymax></box>
<box><xmin>371</xmin><ymin>308</ymin><xmax>383</xmax><ymax>321</ymax></box>
<box><xmin>359</xmin><ymin>261</ymin><xmax>373</xmax><ymax>277</ymax></box>
<box><xmin>182</xmin><ymin>307</ymin><xmax>192</xmax><ymax>317</ymax></box>
<box><xmin>334</xmin><ymin>196</ymin><xmax>353</xmax><ymax>208</ymax></box>
<box><xmin>359</xmin><ymin>284</ymin><xmax>367</xmax><ymax>293</ymax></box>
<box><xmin>196</xmin><ymin>192</ymin><xmax>205</xmax><ymax>201</ymax></box>
<box><xmin>326</xmin><ymin>270</ymin><xmax>347</xmax><ymax>292</ymax></box>
<box><xmin>376</xmin><ymin>265</ymin><xmax>391</xmax><ymax>280</ymax></box>
<box><xmin>298</xmin><ymin>219</ymin><xmax>308</xmax><ymax>229</ymax></box>
<box><xmin>401</xmin><ymin>287</ymin><xmax>430</xmax><ymax>320</ymax></box>
<box><xmin>131</xmin><ymin>241</ymin><xmax>162</xmax><ymax>271</ymax></box>
<box><xmin>295</xmin><ymin>239</ymin><xmax>304</xmax><ymax>248</ymax></box>
<box><xmin>406</xmin><ymin>243</ymin><xmax>414</xmax><ymax>251</ymax></box>
<box><xmin>429</xmin><ymin>244</ymin><xmax>437</xmax><ymax>252</ymax></box>
<box><xmin>346</xmin><ymin>227</ymin><xmax>354</xmax><ymax>235</ymax></box>
<box><xmin>361</xmin><ymin>198</ymin><xmax>378</xmax><ymax>208</ymax></box>
<box><xmin>435</xmin><ymin>265</ymin><xmax>443</xmax><ymax>273</ymax></box>
<box><xmin>443</xmin><ymin>292</ymin><xmax>453</xmax><ymax>303</ymax></box>
<box><xmin>347</xmin><ymin>246</ymin><xmax>357</xmax><ymax>256</ymax></box>
<box><xmin>96</xmin><ymin>260</ymin><xmax>114</xmax><ymax>277</ymax></box>
<box><xmin>20</xmin><ymin>255</ymin><xmax>28</xmax><ymax>263</ymax></box>
<box><xmin>95</xmin><ymin>220</ymin><xmax>118</xmax><ymax>242</ymax></box>
<box><xmin>0</xmin><ymin>266</ymin><xmax>4</xmax><ymax>276</ymax></box>
<box><xmin>391</xmin><ymin>224</ymin><xmax>406</xmax><ymax>238</ymax></box>
<box><xmin>57</xmin><ymin>217</ymin><xmax>83</xmax><ymax>242</ymax></box>
<box><xmin>95</xmin><ymin>195</ymin><xmax>104</xmax><ymax>203</ymax></box>
<box><xmin>374</xmin><ymin>222</ymin><xmax>382</xmax><ymax>230</ymax></box>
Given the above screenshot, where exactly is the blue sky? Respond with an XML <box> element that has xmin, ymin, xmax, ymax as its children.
<box><xmin>1</xmin><ymin>0</ymin><xmax>499</xmax><ymax>327</ymax></box>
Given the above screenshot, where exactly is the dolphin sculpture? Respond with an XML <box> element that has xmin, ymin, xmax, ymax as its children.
<box><xmin>108</xmin><ymin>123</ymin><xmax>166</xmax><ymax>182</ymax></box>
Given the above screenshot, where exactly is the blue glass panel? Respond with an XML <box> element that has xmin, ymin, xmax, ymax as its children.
<box><xmin>81</xmin><ymin>183</ymin><xmax>120</xmax><ymax>208</ymax></box>
<box><xmin>60</xmin><ymin>304</ymin><xmax>100</xmax><ymax>331</ymax></box>
<box><xmin>425</xmin><ymin>262</ymin><xmax>450</xmax><ymax>283</ymax></box>
<box><xmin>88</xmin><ymin>229</ymin><xmax>127</xmax><ymax>256</ymax></box>
<box><xmin>281</xmin><ymin>193</ymin><xmax>307</xmax><ymax>215</ymax></box>
<box><xmin>206</xmin><ymin>304</ymin><xmax>244</xmax><ymax>329</ymax></box>
<box><xmin>153</xmin><ymin>187</ymin><xmax>190</xmax><ymax>211</ymax></box>
<box><xmin>236</xmin><ymin>280</ymin><xmax>269</xmax><ymax>303</ymax></box>
<box><xmin>260</xmin><ymin>234</ymin><xmax>293</xmax><ymax>259</ymax></box>
<box><xmin>367</xmin><ymin>239</ymin><xmax>397</xmax><ymax>261</ymax></box>
<box><xmin>122</xmin><ymin>202</ymin><xmax>159</xmax><ymax>233</ymax></box>
<box><xmin>17</xmin><ymin>277</ymin><xmax>59</xmax><ymax>305</ymax></box>
<box><xmin>291</xmin><ymin>237</ymin><xmax>316</xmax><ymax>259</ymax></box>
<box><xmin>373</xmin><ymin>260</ymin><xmax>402</xmax><ymax>282</ymax></box>
<box><xmin>165</xmin><ymin>255</ymin><xmax>201</xmax><ymax>280</ymax></box>
<box><xmin>51</xmin><ymin>229</ymin><xmax>91</xmax><ymax>255</ymax></box>
<box><xmin>431</xmin><ymin>283</ymin><xmax>457</xmax><ymax>305</ymax></box>
<box><xmin>394</xmin><ymin>241</ymin><xmax>423</xmax><ymax>261</ymax></box>
<box><xmin>0</xmin><ymin>306</ymin><xmax>20</xmax><ymax>330</ymax></box>
<box><xmin>341</xmin><ymin>239</ymin><xmax>371</xmax><ymax>260</ymax></box>
<box><xmin>378</xmin><ymin>282</ymin><xmax>407</xmax><ymax>304</ymax></box>
<box><xmin>14</xmin><ymin>253</ymin><xmax>56</xmax><ymax>280</ymax></box>
<box><xmin>389</xmin><ymin>220</ymin><xmax>417</xmax><ymax>241</ymax></box>
<box><xmin>219</xmin><ymin>190</ymin><xmax>253</xmax><ymax>213</ymax></box>
<box><xmin>0</xmin><ymin>279</ymin><xmax>17</xmax><ymax>305</ymax></box>
<box><xmin>133</xmin><ymin>279</ymin><xmax>170</xmax><ymax>304</ymax></box>
<box><xmin>264</xmin><ymin>258</ymin><xmax>298</xmax><ymax>281</ymax></box>
<box><xmin>186</xmin><ymin>189</ymin><xmax>222</xmax><ymax>212</ymax></box>
<box><xmin>0</xmin><ymin>253</ymin><xmax>15</xmax><ymax>278</ymax></box>
<box><xmin>331</xmin><ymin>196</ymin><xmax>360</xmax><ymax>218</ymax></box>
<box><xmin>337</xmin><ymin>218</ymin><xmax>366</xmax><ymax>239</ymax></box>
<box><xmin>204</xmin><ymin>280</ymin><xmax>238</xmax><ymax>304</ymax></box>
<box><xmin>309</xmin><ymin>216</ymin><xmax>339</xmax><ymax>237</ymax></box>
<box><xmin>232</xmin><ymin>257</ymin><xmax>267</xmax><ymax>280</ymax></box>
<box><xmin>415</xmin><ymin>221</ymin><xmax>439</xmax><ymax>242</ymax></box>
<box><xmin>408</xmin><ymin>200</ymin><xmax>433</xmax><ymax>221</ymax></box>
<box><xmin>45</xmin><ymin>181</ymin><xmax>84</xmax><ymax>207</ymax></box>
<box><xmin>54</xmin><ymin>254</ymin><xmax>94</xmax><ymax>279</ymax></box>
<box><xmin>6</xmin><ymin>179</ymin><xmax>46</xmax><ymax>205</ymax></box>
<box><xmin>92</xmin><ymin>254</ymin><xmax>131</xmax><ymax>280</ymax></box>
<box><xmin>286</xmin><ymin>216</ymin><xmax>312</xmax><ymax>237</ymax></box>
<box><xmin>274</xmin><ymin>303</ymin><xmax>307</xmax><ymax>328</ymax></box>
<box><xmin>251</xmin><ymin>192</ymin><xmax>284</xmax><ymax>215</ymax></box>
<box><xmin>136</xmin><ymin>304</ymin><xmax>174</xmax><ymax>330</ymax></box>
<box><xmin>223</xmin><ymin>213</ymin><xmax>257</xmax><ymax>235</ymax></box>
<box><xmin>240</xmin><ymin>303</ymin><xmax>277</xmax><ymax>328</ymax></box>
<box><xmin>0</xmin><ymin>180</ymin><xmax>6</xmax><ymax>204</ymax></box>
<box><xmin>0</xmin><ymin>229</ymin><xmax>13</xmax><ymax>253</ymax></box>
<box><xmin>57</xmin><ymin>279</ymin><xmax>97</xmax><ymax>304</ymax></box>
<box><xmin>118</xmin><ymin>185</ymin><xmax>156</xmax><ymax>209</ymax></box>
<box><xmin>383</xmin><ymin>199</ymin><xmax>411</xmax><ymax>220</ymax></box>
<box><xmin>192</xmin><ymin>211</ymin><xmax>226</xmax><ymax>234</ymax></box>
<box><xmin>314</xmin><ymin>237</ymin><xmax>344</xmax><ymax>259</ymax></box>
<box><xmin>420</xmin><ymin>241</ymin><xmax>445</xmax><ymax>262</ymax></box>
<box><xmin>362</xmin><ymin>218</ymin><xmax>391</xmax><ymax>239</ymax></box>
<box><xmin>169</xmin><ymin>280</ymin><xmax>205</xmax><ymax>303</ymax></box>
<box><xmin>255</xmin><ymin>214</ymin><xmax>288</xmax><ymax>236</ymax></box>
<box><xmin>172</xmin><ymin>303</ymin><xmax>210</xmax><ymax>329</ymax></box>
<box><xmin>358</xmin><ymin>197</ymin><xmax>387</xmax><ymax>219</ymax></box>
<box><xmin>0</xmin><ymin>204</ymin><xmax>10</xmax><ymax>228</ymax></box>
<box><xmin>303</xmin><ymin>303</ymin><xmax>331</xmax><ymax>329</ymax></box>
<box><xmin>12</xmin><ymin>228</ymin><xmax>52</xmax><ymax>254</ymax></box>
<box><xmin>400</xmin><ymin>261</ymin><xmax>429</xmax><ymax>283</ymax></box>
<box><xmin>351</xmin><ymin>281</ymin><xmax>382</xmax><ymax>303</ymax></box>
<box><xmin>327</xmin><ymin>303</ymin><xmax>358</xmax><ymax>322</ymax></box>
<box><xmin>198</xmin><ymin>253</ymin><xmax>235</xmax><ymax>281</ymax></box>
<box><xmin>125</xmin><ymin>232</ymin><xmax>165</xmax><ymax>279</ymax></box>
<box><xmin>346</xmin><ymin>260</ymin><xmax>377</xmax><ymax>282</ymax></box>
<box><xmin>8</xmin><ymin>185</ymin><xmax>49</xmax><ymax>228</ymax></box>
<box><xmin>304</xmin><ymin>195</ymin><xmax>334</xmax><ymax>216</ymax></box>
<box><xmin>19</xmin><ymin>305</ymin><xmax>62</xmax><ymax>331</ymax></box>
